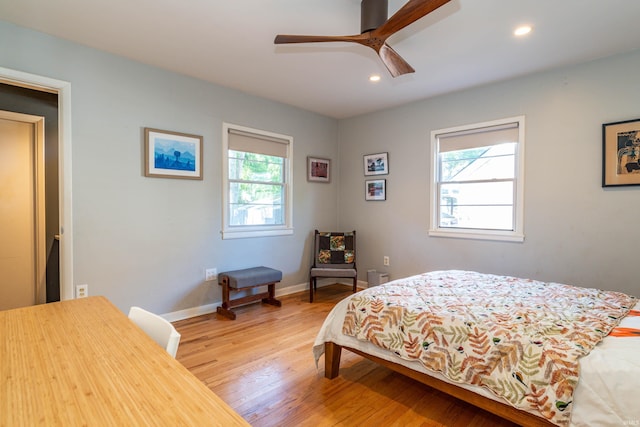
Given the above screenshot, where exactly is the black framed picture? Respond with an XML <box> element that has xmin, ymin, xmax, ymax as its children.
<box><xmin>365</xmin><ymin>179</ymin><xmax>386</xmax><ymax>201</ymax></box>
<box><xmin>602</xmin><ymin>118</ymin><xmax>640</xmax><ymax>187</ymax></box>
<box><xmin>364</xmin><ymin>152</ymin><xmax>389</xmax><ymax>176</ymax></box>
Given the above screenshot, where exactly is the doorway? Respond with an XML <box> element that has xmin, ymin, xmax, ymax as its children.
<box><xmin>0</xmin><ymin>66</ymin><xmax>73</xmax><ymax>302</ymax></box>
<box><xmin>0</xmin><ymin>112</ymin><xmax>46</xmax><ymax>310</ymax></box>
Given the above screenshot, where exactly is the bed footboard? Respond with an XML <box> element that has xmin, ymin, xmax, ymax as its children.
<box><xmin>323</xmin><ymin>341</ymin><xmax>554</xmax><ymax>427</ymax></box>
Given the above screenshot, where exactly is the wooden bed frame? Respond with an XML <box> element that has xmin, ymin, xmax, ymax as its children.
<box><xmin>324</xmin><ymin>341</ymin><xmax>555</xmax><ymax>427</ymax></box>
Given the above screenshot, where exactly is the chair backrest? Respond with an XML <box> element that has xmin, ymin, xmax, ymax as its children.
<box><xmin>128</xmin><ymin>306</ymin><xmax>181</xmax><ymax>358</ymax></box>
<box><xmin>313</xmin><ymin>230</ymin><xmax>356</xmax><ymax>269</ymax></box>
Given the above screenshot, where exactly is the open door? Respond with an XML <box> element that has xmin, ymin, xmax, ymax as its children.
<box><xmin>0</xmin><ymin>112</ymin><xmax>46</xmax><ymax>309</ymax></box>
<box><xmin>0</xmin><ymin>66</ymin><xmax>73</xmax><ymax>302</ymax></box>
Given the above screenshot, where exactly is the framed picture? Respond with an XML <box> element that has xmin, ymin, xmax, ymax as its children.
<box><xmin>307</xmin><ymin>156</ymin><xmax>331</xmax><ymax>183</ymax></box>
<box><xmin>602</xmin><ymin>118</ymin><xmax>640</xmax><ymax>187</ymax></box>
<box><xmin>364</xmin><ymin>152</ymin><xmax>389</xmax><ymax>176</ymax></box>
<box><xmin>144</xmin><ymin>128</ymin><xmax>203</xmax><ymax>180</ymax></box>
<box><xmin>365</xmin><ymin>179</ymin><xmax>386</xmax><ymax>201</ymax></box>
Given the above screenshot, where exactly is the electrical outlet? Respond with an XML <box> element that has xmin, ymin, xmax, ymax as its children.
<box><xmin>205</xmin><ymin>268</ymin><xmax>218</xmax><ymax>281</ymax></box>
<box><xmin>76</xmin><ymin>284</ymin><xmax>88</xmax><ymax>298</ymax></box>
<box><xmin>383</xmin><ymin>256</ymin><xmax>390</xmax><ymax>266</ymax></box>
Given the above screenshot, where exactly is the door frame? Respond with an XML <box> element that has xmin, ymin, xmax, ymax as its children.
<box><xmin>0</xmin><ymin>67</ymin><xmax>74</xmax><ymax>301</ymax></box>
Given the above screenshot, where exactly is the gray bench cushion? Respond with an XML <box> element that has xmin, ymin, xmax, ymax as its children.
<box><xmin>220</xmin><ymin>266</ymin><xmax>283</xmax><ymax>289</ymax></box>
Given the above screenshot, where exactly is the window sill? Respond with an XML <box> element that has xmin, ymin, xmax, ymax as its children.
<box><xmin>222</xmin><ymin>227</ymin><xmax>294</xmax><ymax>240</ymax></box>
<box><xmin>428</xmin><ymin>228</ymin><xmax>524</xmax><ymax>243</ymax></box>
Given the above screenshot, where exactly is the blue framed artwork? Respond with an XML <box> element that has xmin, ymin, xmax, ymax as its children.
<box><xmin>144</xmin><ymin>128</ymin><xmax>203</xmax><ymax>180</ymax></box>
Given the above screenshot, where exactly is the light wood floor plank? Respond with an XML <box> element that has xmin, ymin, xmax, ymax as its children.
<box><xmin>173</xmin><ymin>285</ymin><xmax>517</xmax><ymax>427</ymax></box>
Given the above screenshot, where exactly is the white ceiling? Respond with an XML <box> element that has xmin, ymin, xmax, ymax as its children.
<box><xmin>2</xmin><ymin>0</ymin><xmax>640</xmax><ymax>119</ymax></box>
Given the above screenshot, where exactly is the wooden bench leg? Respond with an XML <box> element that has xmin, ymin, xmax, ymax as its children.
<box><xmin>216</xmin><ymin>277</ymin><xmax>236</xmax><ymax>320</ymax></box>
<box><xmin>221</xmin><ymin>277</ymin><xmax>230</xmax><ymax>306</ymax></box>
<box><xmin>261</xmin><ymin>283</ymin><xmax>282</xmax><ymax>307</ymax></box>
<box><xmin>217</xmin><ymin>277</ymin><xmax>281</xmax><ymax>319</ymax></box>
<box><xmin>216</xmin><ymin>306</ymin><xmax>236</xmax><ymax>320</ymax></box>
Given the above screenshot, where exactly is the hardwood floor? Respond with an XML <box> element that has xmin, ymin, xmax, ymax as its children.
<box><xmin>173</xmin><ymin>285</ymin><xmax>518</xmax><ymax>427</ymax></box>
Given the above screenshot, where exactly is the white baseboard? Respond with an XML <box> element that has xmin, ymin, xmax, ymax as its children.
<box><xmin>162</xmin><ymin>279</ymin><xmax>368</xmax><ymax>322</ymax></box>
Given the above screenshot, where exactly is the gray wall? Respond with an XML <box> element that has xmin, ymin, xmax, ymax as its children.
<box><xmin>338</xmin><ymin>49</ymin><xmax>640</xmax><ymax>297</ymax></box>
<box><xmin>3</xmin><ymin>18</ymin><xmax>639</xmax><ymax>316</ymax></box>
<box><xmin>0</xmin><ymin>20</ymin><xmax>340</xmax><ymax>314</ymax></box>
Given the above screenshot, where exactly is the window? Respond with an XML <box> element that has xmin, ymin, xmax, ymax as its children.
<box><xmin>429</xmin><ymin>116</ymin><xmax>525</xmax><ymax>242</ymax></box>
<box><xmin>222</xmin><ymin>123</ymin><xmax>293</xmax><ymax>239</ymax></box>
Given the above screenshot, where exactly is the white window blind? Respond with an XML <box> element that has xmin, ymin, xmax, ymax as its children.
<box><xmin>438</xmin><ymin>123</ymin><xmax>519</xmax><ymax>152</ymax></box>
<box><xmin>228</xmin><ymin>128</ymin><xmax>289</xmax><ymax>158</ymax></box>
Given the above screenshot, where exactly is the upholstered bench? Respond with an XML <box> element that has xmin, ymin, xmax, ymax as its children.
<box><xmin>216</xmin><ymin>266</ymin><xmax>282</xmax><ymax>320</ymax></box>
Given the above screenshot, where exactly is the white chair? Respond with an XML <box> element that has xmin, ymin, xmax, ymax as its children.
<box><xmin>128</xmin><ymin>306</ymin><xmax>181</xmax><ymax>358</ymax></box>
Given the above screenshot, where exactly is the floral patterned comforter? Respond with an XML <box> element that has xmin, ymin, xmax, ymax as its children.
<box><xmin>342</xmin><ymin>270</ymin><xmax>636</xmax><ymax>426</ymax></box>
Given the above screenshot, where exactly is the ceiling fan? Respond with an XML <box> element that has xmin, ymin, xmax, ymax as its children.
<box><xmin>274</xmin><ymin>0</ymin><xmax>452</xmax><ymax>78</ymax></box>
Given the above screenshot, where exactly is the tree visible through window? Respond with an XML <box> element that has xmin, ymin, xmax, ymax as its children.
<box><xmin>228</xmin><ymin>150</ymin><xmax>284</xmax><ymax>226</ymax></box>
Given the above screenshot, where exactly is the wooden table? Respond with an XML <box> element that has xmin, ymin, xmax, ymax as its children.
<box><xmin>0</xmin><ymin>296</ymin><xmax>250</xmax><ymax>426</ymax></box>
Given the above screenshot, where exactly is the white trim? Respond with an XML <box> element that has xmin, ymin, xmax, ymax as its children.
<box><xmin>221</xmin><ymin>122</ymin><xmax>293</xmax><ymax>240</ymax></box>
<box><xmin>161</xmin><ymin>280</ymin><xmax>366</xmax><ymax>322</ymax></box>
<box><xmin>0</xmin><ymin>67</ymin><xmax>74</xmax><ymax>300</ymax></box>
<box><xmin>427</xmin><ymin>229</ymin><xmax>525</xmax><ymax>242</ymax></box>
<box><xmin>222</xmin><ymin>227</ymin><xmax>294</xmax><ymax>240</ymax></box>
<box><xmin>429</xmin><ymin>116</ymin><xmax>525</xmax><ymax>243</ymax></box>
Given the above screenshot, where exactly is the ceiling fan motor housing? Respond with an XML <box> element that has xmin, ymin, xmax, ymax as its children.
<box><xmin>361</xmin><ymin>0</ymin><xmax>388</xmax><ymax>33</ymax></box>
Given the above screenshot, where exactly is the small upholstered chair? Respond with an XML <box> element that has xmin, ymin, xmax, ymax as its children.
<box><xmin>128</xmin><ymin>306</ymin><xmax>181</xmax><ymax>358</ymax></box>
<box><xmin>309</xmin><ymin>230</ymin><xmax>357</xmax><ymax>302</ymax></box>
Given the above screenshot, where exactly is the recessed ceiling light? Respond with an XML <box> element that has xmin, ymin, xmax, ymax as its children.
<box><xmin>369</xmin><ymin>74</ymin><xmax>381</xmax><ymax>82</ymax></box>
<box><xmin>514</xmin><ymin>25</ymin><xmax>532</xmax><ymax>36</ymax></box>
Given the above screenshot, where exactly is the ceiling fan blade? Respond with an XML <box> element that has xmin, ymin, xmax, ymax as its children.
<box><xmin>375</xmin><ymin>0</ymin><xmax>451</xmax><ymax>39</ymax></box>
<box><xmin>274</xmin><ymin>1</ymin><xmax>449</xmax><ymax>77</ymax></box>
<box><xmin>379</xmin><ymin>43</ymin><xmax>415</xmax><ymax>77</ymax></box>
<box><xmin>275</xmin><ymin>34</ymin><xmax>362</xmax><ymax>44</ymax></box>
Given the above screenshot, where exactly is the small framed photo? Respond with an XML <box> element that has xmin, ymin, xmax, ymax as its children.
<box><xmin>364</xmin><ymin>152</ymin><xmax>389</xmax><ymax>176</ymax></box>
<box><xmin>602</xmin><ymin>118</ymin><xmax>640</xmax><ymax>187</ymax></box>
<box><xmin>307</xmin><ymin>156</ymin><xmax>331</xmax><ymax>183</ymax></box>
<box><xmin>145</xmin><ymin>128</ymin><xmax>203</xmax><ymax>180</ymax></box>
<box><xmin>365</xmin><ymin>179</ymin><xmax>386</xmax><ymax>201</ymax></box>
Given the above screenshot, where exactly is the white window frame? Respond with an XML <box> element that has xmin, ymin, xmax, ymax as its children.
<box><xmin>429</xmin><ymin>116</ymin><xmax>525</xmax><ymax>242</ymax></box>
<box><xmin>222</xmin><ymin>122</ymin><xmax>293</xmax><ymax>239</ymax></box>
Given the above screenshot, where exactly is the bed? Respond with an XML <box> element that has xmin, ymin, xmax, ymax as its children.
<box><xmin>313</xmin><ymin>270</ymin><xmax>640</xmax><ymax>427</ymax></box>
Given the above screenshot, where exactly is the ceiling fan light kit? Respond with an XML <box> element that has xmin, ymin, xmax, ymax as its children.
<box><xmin>274</xmin><ymin>0</ymin><xmax>452</xmax><ymax>78</ymax></box>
